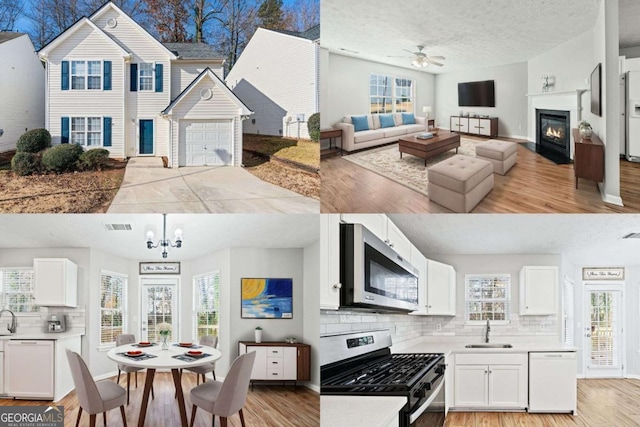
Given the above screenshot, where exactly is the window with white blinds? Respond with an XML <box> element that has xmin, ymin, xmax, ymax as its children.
<box><xmin>465</xmin><ymin>274</ymin><xmax>511</xmax><ymax>323</ymax></box>
<box><xmin>100</xmin><ymin>271</ymin><xmax>127</xmax><ymax>346</ymax></box>
<box><xmin>0</xmin><ymin>268</ymin><xmax>37</xmax><ymax>313</ymax></box>
<box><xmin>193</xmin><ymin>271</ymin><xmax>220</xmax><ymax>340</ymax></box>
<box><xmin>563</xmin><ymin>278</ymin><xmax>575</xmax><ymax>346</ymax></box>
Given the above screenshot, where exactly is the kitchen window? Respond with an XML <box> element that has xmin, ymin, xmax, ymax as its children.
<box><xmin>71</xmin><ymin>117</ymin><xmax>102</xmax><ymax>147</ymax></box>
<box><xmin>139</xmin><ymin>63</ymin><xmax>154</xmax><ymax>91</ymax></box>
<box><xmin>193</xmin><ymin>271</ymin><xmax>220</xmax><ymax>340</ymax></box>
<box><xmin>100</xmin><ymin>270</ymin><xmax>127</xmax><ymax>347</ymax></box>
<box><xmin>369</xmin><ymin>74</ymin><xmax>414</xmax><ymax>114</ymax></box>
<box><xmin>465</xmin><ymin>274</ymin><xmax>511</xmax><ymax>324</ymax></box>
<box><xmin>71</xmin><ymin>60</ymin><xmax>102</xmax><ymax>90</ymax></box>
<box><xmin>0</xmin><ymin>268</ymin><xmax>37</xmax><ymax>313</ymax></box>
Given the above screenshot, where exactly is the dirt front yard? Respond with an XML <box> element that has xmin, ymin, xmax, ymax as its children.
<box><xmin>0</xmin><ymin>152</ymin><xmax>126</xmax><ymax>213</ymax></box>
<box><xmin>242</xmin><ymin>134</ymin><xmax>320</xmax><ymax>200</ymax></box>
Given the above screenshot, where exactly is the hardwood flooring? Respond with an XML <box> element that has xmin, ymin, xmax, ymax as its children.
<box><xmin>321</xmin><ymin>137</ymin><xmax>640</xmax><ymax>213</ymax></box>
<box><xmin>445</xmin><ymin>379</ymin><xmax>640</xmax><ymax>427</ymax></box>
<box><xmin>0</xmin><ymin>372</ymin><xmax>319</xmax><ymax>427</ymax></box>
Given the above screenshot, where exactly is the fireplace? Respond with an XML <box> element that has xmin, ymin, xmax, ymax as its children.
<box><xmin>536</xmin><ymin>109</ymin><xmax>571</xmax><ymax>163</ymax></box>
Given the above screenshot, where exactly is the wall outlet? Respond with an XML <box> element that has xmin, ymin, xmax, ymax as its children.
<box><xmin>436</xmin><ymin>323</ymin><xmax>442</xmax><ymax>332</ymax></box>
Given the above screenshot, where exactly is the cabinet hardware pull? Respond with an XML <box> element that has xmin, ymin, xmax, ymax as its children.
<box><xmin>485</xmin><ymin>370</ymin><xmax>488</xmax><ymax>374</ymax></box>
<box><xmin>20</xmin><ymin>341</ymin><xmax>37</xmax><ymax>344</ymax></box>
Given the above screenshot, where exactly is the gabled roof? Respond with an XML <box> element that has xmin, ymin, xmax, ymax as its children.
<box><xmin>0</xmin><ymin>32</ymin><xmax>25</xmax><ymax>44</ymax></box>
<box><xmin>89</xmin><ymin>2</ymin><xmax>177</xmax><ymax>59</ymax></box>
<box><xmin>162</xmin><ymin>68</ymin><xmax>252</xmax><ymax>116</ymax></box>
<box><xmin>163</xmin><ymin>43</ymin><xmax>224</xmax><ymax>60</ymax></box>
<box><xmin>269</xmin><ymin>24</ymin><xmax>320</xmax><ymax>41</ymax></box>
<box><xmin>38</xmin><ymin>17</ymin><xmax>130</xmax><ymax>58</ymax></box>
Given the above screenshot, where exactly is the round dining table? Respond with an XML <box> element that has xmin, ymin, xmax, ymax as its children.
<box><xmin>108</xmin><ymin>342</ymin><xmax>222</xmax><ymax>427</ymax></box>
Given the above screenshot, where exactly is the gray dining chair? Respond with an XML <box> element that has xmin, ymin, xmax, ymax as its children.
<box><xmin>115</xmin><ymin>334</ymin><xmax>154</xmax><ymax>404</ymax></box>
<box><xmin>186</xmin><ymin>335</ymin><xmax>218</xmax><ymax>384</ymax></box>
<box><xmin>189</xmin><ymin>351</ymin><xmax>256</xmax><ymax>427</ymax></box>
<box><xmin>66</xmin><ymin>349</ymin><xmax>127</xmax><ymax>427</ymax></box>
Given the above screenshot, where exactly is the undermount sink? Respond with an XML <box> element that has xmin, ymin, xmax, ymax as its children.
<box><xmin>465</xmin><ymin>343</ymin><xmax>513</xmax><ymax>348</ymax></box>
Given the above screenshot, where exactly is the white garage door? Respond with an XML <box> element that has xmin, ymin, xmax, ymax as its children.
<box><xmin>180</xmin><ymin>120</ymin><xmax>233</xmax><ymax>166</ymax></box>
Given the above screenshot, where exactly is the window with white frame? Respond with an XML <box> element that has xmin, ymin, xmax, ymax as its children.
<box><xmin>139</xmin><ymin>63</ymin><xmax>154</xmax><ymax>91</ymax></box>
<box><xmin>0</xmin><ymin>268</ymin><xmax>37</xmax><ymax>313</ymax></box>
<box><xmin>193</xmin><ymin>271</ymin><xmax>220</xmax><ymax>340</ymax></box>
<box><xmin>71</xmin><ymin>60</ymin><xmax>101</xmax><ymax>90</ymax></box>
<box><xmin>71</xmin><ymin>117</ymin><xmax>102</xmax><ymax>147</ymax></box>
<box><xmin>100</xmin><ymin>271</ymin><xmax>127</xmax><ymax>347</ymax></box>
<box><xmin>563</xmin><ymin>278</ymin><xmax>575</xmax><ymax>346</ymax></box>
<box><xmin>465</xmin><ymin>274</ymin><xmax>511</xmax><ymax>323</ymax></box>
<box><xmin>369</xmin><ymin>74</ymin><xmax>415</xmax><ymax>114</ymax></box>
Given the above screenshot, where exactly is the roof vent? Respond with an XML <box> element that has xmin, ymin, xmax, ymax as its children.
<box><xmin>104</xmin><ymin>224</ymin><xmax>132</xmax><ymax>231</ymax></box>
<box><xmin>622</xmin><ymin>232</ymin><xmax>640</xmax><ymax>239</ymax></box>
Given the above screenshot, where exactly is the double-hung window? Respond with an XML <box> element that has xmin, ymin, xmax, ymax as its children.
<box><xmin>71</xmin><ymin>60</ymin><xmax>101</xmax><ymax>90</ymax></box>
<box><xmin>139</xmin><ymin>63</ymin><xmax>154</xmax><ymax>91</ymax></box>
<box><xmin>100</xmin><ymin>271</ymin><xmax>127</xmax><ymax>347</ymax></box>
<box><xmin>465</xmin><ymin>274</ymin><xmax>511</xmax><ymax>323</ymax></box>
<box><xmin>394</xmin><ymin>78</ymin><xmax>414</xmax><ymax>113</ymax></box>
<box><xmin>71</xmin><ymin>117</ymin><xmax>102</xmax><ymax>147</ymax></box>
<box><xmin>193</xmin><ymin>271</ymin><xmax>220</xmax><ymax>340</ymax></box>
<box><xmin>370</xmin><ymin>74</ymin><xmax>415</xmax><ymax>114</ymax></box>
<box><xmin>0</xmin><ymin>268</ymin><xmax>37</xmax><ymax>313</ymax></box>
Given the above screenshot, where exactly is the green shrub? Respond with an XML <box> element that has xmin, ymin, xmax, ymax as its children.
<box><xmin>78</xmin><ymin>148</ymin><xmax>110</xmax><ymax>170</ymax></box>
<box><xmin>307</xmin><ymin>113</ymin><xmax>320</xmax><ymax>142</ymax></box>
<box><xmin>11</xmin><ymin>152</ymin><xmax>41</xmax><ymax>176</ymax></box>
<box><xmin>16</xmin><ymin>129</ymin><xmax>51</xmax><ymax>153</ymax></box>
<box><xmin>41</xmin><ymin>144</ymin><xmax>83</xmax><ymax>173</ymax></box>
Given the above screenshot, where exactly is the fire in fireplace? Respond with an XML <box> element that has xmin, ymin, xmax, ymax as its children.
<box><xmin>536</xmin><ymin>109</ymin><xmax>571</xmax><ymax>164</ymax></box>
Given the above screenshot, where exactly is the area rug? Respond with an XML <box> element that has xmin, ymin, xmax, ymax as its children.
<box><xmin>342</xmin><ymin>138</ymin><xmax>482</xmax><ymax>196</ymax></box>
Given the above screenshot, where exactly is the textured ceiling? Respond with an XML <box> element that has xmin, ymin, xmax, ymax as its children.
<box><xmin>321</xmin><ymin>0</ymin><xmax>602</xmax><ymax>74</ymax></box>
<box><xmin>0</xmin><ymin>214</ymin><xmax>319</xmax><ymax>261</ymax></box>
<box><xmin>388</xmin><ymin>214</ymin><xmax>640</xmax><ymax>265</ymax></box>
<box><xmin>619</xmin><ymin>0</ymin><xmax>640</xmax><ymax>48</ymax></box>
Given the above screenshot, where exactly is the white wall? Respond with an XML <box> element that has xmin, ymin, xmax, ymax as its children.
<box><xmin>321</xmin><ymin>52</ymin><xmax>436</xmax><ymax>128</ymax></box>
<box><xmin>621</xmin><ymin>46</ymin><xmax>640</xmax><ymax>59</ymax></box>
<box><xmin>303</xmin><ymin>240</ymin><xmax>320</xmax><ymax>390</ymax></box>
<box><xmin>435</xmin><ymin>62</ymin><xmax>529</xmax><ymax>138</ymax></box>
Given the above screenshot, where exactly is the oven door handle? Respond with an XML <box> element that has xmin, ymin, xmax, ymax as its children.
<box><xmin>409</xmin><ymin>378</ymin><xmax>445</xmax><ymax>424</ymax></box>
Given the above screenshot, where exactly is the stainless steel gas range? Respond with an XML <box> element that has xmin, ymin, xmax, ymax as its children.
<box><xmin>321</xmin><ymin>330</ymin><xmax>446</xmax><ymax>427</ymax></box>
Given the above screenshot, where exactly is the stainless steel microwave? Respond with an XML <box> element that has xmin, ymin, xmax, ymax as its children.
<box><xmin>340</xmin><ymin>223</ymin><xmax>419</xmax><ymax>312</ymax></box>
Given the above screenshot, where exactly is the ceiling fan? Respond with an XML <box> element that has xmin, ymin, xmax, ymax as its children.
<box><xmin>389</xmin><ymin>45</ymin><xmax>446</xmax><ymax>68</ymax></box>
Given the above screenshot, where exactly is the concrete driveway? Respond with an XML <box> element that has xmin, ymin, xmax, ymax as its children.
<box><xmin>107</xmin><ymin>158</ymin><xmax>319</xmax><ymax>213</ymax></box>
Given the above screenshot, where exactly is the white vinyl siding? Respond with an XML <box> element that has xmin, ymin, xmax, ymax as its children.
<box><xmin>226</xmin><ymin>28</ymin><xmax>316</xmax><ymax>138</ymax></box>
<box><xmin>171</xmin><ymin>63</ymin><xmax>224</xmax><ymax>98</ymax></box>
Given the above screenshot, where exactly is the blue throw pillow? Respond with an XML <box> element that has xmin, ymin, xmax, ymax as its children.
<box><xmin>379</xmin><ymin>114</ymin><xmax>395</xmax><ymax>128</ymax></box>
<box><xmin>402</xmin><ymin>113</ymin><xmax>416</xmax><ymax>125</ymax></box>
<box><xmin>351</xmin><ymin>115</ymin><xmax>370</xmax><ymax>132</ymax></box>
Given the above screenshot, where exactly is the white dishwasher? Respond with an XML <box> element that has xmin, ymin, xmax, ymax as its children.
<box><xmin>529</xmin><ymin>352</ymin><xmax>577</xmax><ymax>414</ymax></box>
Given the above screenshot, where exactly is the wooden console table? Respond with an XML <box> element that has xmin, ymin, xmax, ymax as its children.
<box><xmin>450</xmin><ymin>116</ymin><xmax>498</xmax><ymax>137</ymax></box>
<box><xmin>320</xmin><ymin>128</ymin><xmax>343</xmax><ymax>158</ymax></box>
<box><xmin>572</xmin><ymin>128</ymin><xmax>604</xmax><ymax>189</ymax></box>
<box><xmin>238</xmin><ymin>341</ymin><xmax>310</xmax><ymax>387</ymax></box>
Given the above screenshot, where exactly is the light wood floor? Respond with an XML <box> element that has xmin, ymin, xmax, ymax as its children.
<box><xmin>445</xmin><ymin>379</ymin><xmax>640</xmax><ymax>427</ymax></box>
<box><xmin>321</xmin><ymin>137</ymin><xmax>640</xmax><ymax>213</ymax></box>
<box><xmin>0</xmin><ymin>372</ymin><xmax>319</xmax><ymax>427</ymax></box>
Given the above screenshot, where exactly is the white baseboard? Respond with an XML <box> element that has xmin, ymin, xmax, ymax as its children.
<box><xmin>576</xmin><ymin>373</ymin><xmax>586</xmax><ymax>379</ymax></box>
<box><xmin>626</xmin><ymin>374</ymin><xmax>640</xmax><ymax>380</ymax></box>
<box><xmin>94</xmin><ymin>371</ymin><xmax>119</xmax><ymax>382</ymax></box>
<box><xmin>504</xmin><ymin>134</ymin><xmax>530</xmax><ymax>141</ymax></box>
<box><xmin>598</xmin><ymin>183</ymin><xmax>624</xmax><ymax>206</ymax></box>
<box><xmin>305</xmin><ymin>383</ymin><xmax>320</xmax><ymax>393</ymax></box>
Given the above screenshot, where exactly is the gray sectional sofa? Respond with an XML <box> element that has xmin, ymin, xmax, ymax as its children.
<box><xmin>335</xmin><ymin>113</ymin><xmax>427</xmax><ymax>152</ymax></box>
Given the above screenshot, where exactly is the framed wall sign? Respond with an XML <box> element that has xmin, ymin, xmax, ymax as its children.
<box><xmin>139</xmin><ymin>262</ymin><xmax>181</xmax><ymax>274</ymax></box>
<box><xmin>582</xmin><ymin>267</ymin><xmax>625</xmax><ymax>281</ymax></box>
<box><xmin>241</xmin><ymin>278</ymin><xmax>293</xmax><ymax>319</ymax></box>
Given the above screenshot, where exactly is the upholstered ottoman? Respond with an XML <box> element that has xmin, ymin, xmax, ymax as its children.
<box><xmin>427</xmin><ymin>155</ymin><xmax>494</xmax><ymax>213</ymax></box>
<box><xmin>475</xmin><ymin>139</ymin><xmax>517</xmax><ymax>175</ymax></box>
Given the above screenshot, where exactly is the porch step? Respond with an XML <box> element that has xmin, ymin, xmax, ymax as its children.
<box><xmin>127</xmin><ymin>157</ymin><xmax>165</xmax><ymax>168</ymax></box>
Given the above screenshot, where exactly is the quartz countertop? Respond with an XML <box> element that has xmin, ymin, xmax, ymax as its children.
<box><xmin>393</xmin><ymin>338</ymin><xmax>578</xmax><ymax>355</ymax></box>
<box><xmin>0</xmin><ymin>330</ymin><xmax>85</xmax><ymax>340</ymax></box>
<box><xmin>321</xmin><ymin>396</ymin><xmax>405</xmax><ymax>427</ymax></box>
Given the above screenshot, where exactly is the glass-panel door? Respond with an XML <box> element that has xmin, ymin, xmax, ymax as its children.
<box><xmin>141</xmin><ymin>278</ymin><xmax>179</xmax><ymax>342</ymax></box>
<box><xmin>584</xmin><ymin>286</ymin><xmax>623</xmax><ymax>378</ymax></box>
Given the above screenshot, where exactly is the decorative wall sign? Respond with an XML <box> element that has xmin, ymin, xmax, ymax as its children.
<box><xmin>241</xmin><ymin>278</ymin><xmax>293</xmax><ymax>319</ymax></box>
<box><xmin>582</xmin><ymin>267</ymin><xmax>625</xmax><ymax>281</ymax></box>
<box><xmin>139</xmin><ymin>262</ymin><xmax>181</xmax><ymax>274</ymax></box>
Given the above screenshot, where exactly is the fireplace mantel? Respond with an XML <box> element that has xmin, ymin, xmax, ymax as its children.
<box><xmin>526</xmin><ymin>89</ymin><xmax>588</xmax><ymax>98</ymax></box>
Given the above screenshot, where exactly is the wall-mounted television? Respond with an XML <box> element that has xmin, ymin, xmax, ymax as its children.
<box><xmin>591</xmin><ymin>63</ymin><xmax>602</xmax><ymax>117</ymax></box>
<box><xmin>458</xmin><ymin>80</ymin><xmax>495</xmax><ymax>107</ymax></box>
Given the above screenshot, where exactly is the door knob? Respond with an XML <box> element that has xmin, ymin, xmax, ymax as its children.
<box><xmin>586</xmin><ymin>334</ymin><xmax>591</xmax><ymax>337</ymax></box>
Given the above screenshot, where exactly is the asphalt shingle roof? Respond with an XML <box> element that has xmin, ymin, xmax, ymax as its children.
<box><xmin>0</xmin><ymin>32</ymin><xmax>25</xmax><ymax>44</ymax></box>
<box><xmin>270</xmin><ymin>24</ymin><xmax>320</xmax><ymax>41</ymax></box>
<box><xmin>163</xmin><ymin>42</ymin><xmax>223</xmax><ymax>60</ymax></box>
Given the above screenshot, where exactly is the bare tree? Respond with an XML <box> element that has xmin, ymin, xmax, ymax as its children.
<box><xmin>194</xmin><ymin>0</ymin><xmax>228</xmax><ymax>43</ymax></box>
<box><xmin>210</xmin><ymin>0</ymin><xmax>258</xmax><ymax>72</ymax></box>
<box><xmin>144</xmin><ymin>0</ymin><xmax>190</xmax><ymax>42</ymax></box>
<box><xmin>286</xmin><ymin>0</ymin><xmax>318</xmax><ymax>32</ymax></box>
<box><xmin>26</xmin><ymin>0</ymin><xmax>53</xmax><ymax>49</ymax></box>
<box><xmin>0</xmin><ymin>0</ymin><xmax>22</xmax><ymax>31</ymax></box>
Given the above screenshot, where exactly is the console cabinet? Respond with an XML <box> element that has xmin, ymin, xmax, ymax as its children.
<box><xmin>34</xmin><ymin>258</ymin><xmax>78</xmax><ymax>307</ymax></box>
<box><xmin>450</xmin><ymin>116</ymin><xmax>498</xmax><ymax>137</ymax></box>
<box><xmin>572</xmin><ymin>129</ymin><xmax>604</xmax><ymax>189</ymax></box>
<box><xmin>238</xmin><ymin>342</ymin><xmax>311</xmax><ymax>383</ymax></box>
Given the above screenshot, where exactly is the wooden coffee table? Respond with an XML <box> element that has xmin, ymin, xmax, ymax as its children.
<box><xmin>399</xmin><ymin>131</ymin><xmax>461</xmax><ymax>166</ymax></box>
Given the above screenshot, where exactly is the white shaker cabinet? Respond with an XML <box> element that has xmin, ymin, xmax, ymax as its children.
<box><xmin>426</xmin><ymin>260</ymin><xmax>456</xmax><ymax>315</ymax></box>
<box><xmin>320</xmin><ymin>214</ymin><xmax>342</xmax><ymax>310</ymax></box>
<box><xmin>34</xmin><ymin>258</ymin><xmax>78</xmax><ymax>307</ymax></box>
<box><xmin>519</xmin><ymin>266</ymin><xmax>558</xmax><ymax>315</ymax></box>
<box><xmin>340</xmin><ymin>214</ymin><xmax>387</xmax><ymax>241</ymax></box>
<box><xmin>409</xmin><ymin>246</ymin><xmax>428</xmax><ymax>314</ymax></box>
<box><xmin>385</xmin><ymin>220</ymin><xmax>411</xmax><ymax>260</ymax></box>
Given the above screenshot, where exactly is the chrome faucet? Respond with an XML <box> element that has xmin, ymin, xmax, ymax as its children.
<box><xmin>485</xmin><ymin>319</ymin><xmax>491</xmax><ymax>343</ymax></box>
<box><xmin>0</xmin><ymin>310</ymin><xmax>17</xmax><ymax>334</ymax></box>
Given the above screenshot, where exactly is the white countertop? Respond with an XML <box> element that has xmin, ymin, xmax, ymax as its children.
<box><xmin>394</xmin><ymin>338</ymin><xmax>578</xmax><ymax>355</ymax></box>
<box><xmin>321</xmin><ymin>396</ymin><xmax>405</xmax><ymax>427</ymax></box>
<box><xmin>0</xmin><ymin>330</ymin><xmax>85</xmax><ymax>340</ymax></box>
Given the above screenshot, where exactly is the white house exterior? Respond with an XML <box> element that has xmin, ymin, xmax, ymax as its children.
<box><xmin>38</xmin><ymin>2</ymin><xmax>251</xmax><ymax>167</ymax></box>
<box><xmin>226</xmin><ymin>26</ymin><xmax>319</xmax><ymax>139</ymax></box>
<box><xmin>0</xmin><ymin>33</ymin><xmax>45</xmax><ymax>152</ymax></box>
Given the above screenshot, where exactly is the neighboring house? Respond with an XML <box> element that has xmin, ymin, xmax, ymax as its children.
<box><xmin>0</xmin><ymin>32</ymin><xmax>45</xmax><ymax>153</ymax></box>
<box><xmin>226</xmin><ymin>25</ymin><xmax>319</xmax><ymax>139</ymax></box>
<box><xmin>38</xmin><ymin>2</ymin><xmax>252</xmax><ymax>167</ymax></box>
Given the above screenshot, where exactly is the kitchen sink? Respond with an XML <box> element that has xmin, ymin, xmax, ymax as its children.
<box><xmin>465</xmin><ymin>344</ymin><xmax>513</xmax><ymax>348</ymax></box>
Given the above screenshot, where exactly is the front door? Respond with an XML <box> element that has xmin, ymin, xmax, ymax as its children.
<box><xmin>139</xmin><ymin>120</ymin><xmax>154</xmax><ymax>155</ymax></box>
<box><xmin>584</xmin><ymin>285</ymin><xmax>624</xmax><ymax>378</ymax></box>
<box><xmin>140</xmin><ymin>278</ymin><xmax>179</xmax><ymax>342</ymax></box>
